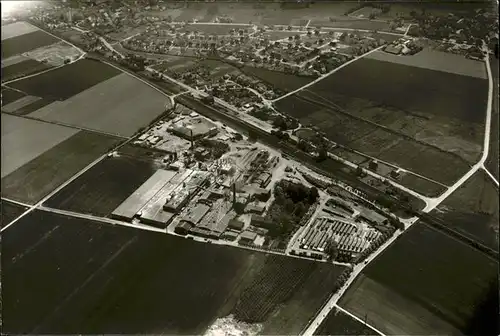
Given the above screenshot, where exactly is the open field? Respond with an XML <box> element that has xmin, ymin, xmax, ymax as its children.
<box><xmin>339</xmin><ymin>223</ymin><xmax>499</xmax><ymax>335</ymax></box>
<box><xmin>1</xmin><ymin>114</ymin><xmax>79</xmax><ymax>178</ymax></box>
<box><xmin>2</xmin><ymin>131</ymin><xmax>120</xmax><ymax>205</ymax></box>
<box><xmin>261</xmin><ymin>31</ymin><xmax>303</xmax><ymax>41</ymax></box>
<box><xmin>1</xmin><ymin>87</ymin><xmax>27</xmax><ymax>105</ymax></box>
<box><xmin>1</xmin><ymin>21</ymin><xmax>39</xmax><ymax>41</ymax></box>
<box><xmin>1</xmin><ymin>30</ymin><xmax>59</xmax><ymax>59</ymax></box>
<box><xmin>2</xmin><ymin>209</ymin><xmax>347</xmax><ymax>334</ymax></box>
<box><xmin>365</xmin><ymin>49</ymin><xmax>487</xmax><ymax>79</ymax></box>
<box><xmin>9</xmin><ymin>59</ymin><xmax>121</xmax><ymax>100</ymax></box>
<box><xmin>43</xmin><ymin>154</ymin><xmax>157</xmax><ymax>217</ymax></box>
<box><xmin>0</xmin><ymin>199</ymin><xmax>27</xmax><ymax>227</ymax></box>
<box><xmin>1</xmin><ymin>59</ymin><xmax>52</xmax><ymax>82</ymax></box>
<box><xmin>242</xmin><ymin>66</ymin><xmax>313</xmax><ymax>92</ymax></box>
<box><xmin>485</xmin><ymin>56</ymin><xmax>498</xmax><ymax>179</ymax></box>
<box><xmin>198</xmin><ymin>59</ymin><xmax>239</xmax><ymax>78</ymax></box>
<box><xmin>167</xmin><ymin>2</ymin><xmax>356</xmax><ymax>25</ymax></box>
<box><xmin>179</xmin><ymin>23</ymin><xmax>250</xmax><ymax>35</ymax></box>
<box><xmin>314</xmin><ymin>307</ymin><xmax>379</xmax><ymax>336</ymax></box>
<box><xmin>398</xmin><ymin>173</ymin><xmax>447</xmax><ymax>197</ymax></box>
<box><xmin>377</xmin><ymin>2</ymin><xmax>493</xmax><ymax>20</ymax></box>
<box><xmin>308</xmin><ymin>58</ymin><xmax>488</xmax><ymax>124</ymax></box>
<box><xmin>299</xmin><ymin>87</ymin><xmax>484</xmax><ymax>164</ymax></box>
<box><xmin>1</xmin><ymin>95</ymin><xmax>43</xmax><ymax>114</ymax></box>
<box><xmin>432</xmin><ymin>170</ymin><xmax>499</xmax><ymax>251</ymax></box>
<box><xmin>29</xmin><ymin>73</ymin><xmax>168</xmax><ymax>137</ymax></box>
<box><xmin>252</xmin><ymin>259</ymin><xmax>345</xmax><ymax>335</ymax></box>
<box><xmin>276</xmin><ymin>95</ymin><xmax>471</xmax><ymax>185</ymax></box>
<box><xmin>2</xmin><ymin>54</ymin><xmax>30</xmax><ymax>68</ymax></box>
<box><xmin>311</xmin><ymin>18</ymin><xmax>391</xmax><ymax>31</ymax></box>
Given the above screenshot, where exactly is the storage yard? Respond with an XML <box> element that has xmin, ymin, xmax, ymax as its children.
<box><xmin>299</xmin><ymin>217</ymin><xmax>380</xmax><ymax>258</ymax></box>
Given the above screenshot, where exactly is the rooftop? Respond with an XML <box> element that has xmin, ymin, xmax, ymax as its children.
<box><xmin>168</xmin><ymin>117</ymin><xmax>218</xmax><ymax>138</ymax></box>
<box><xmin>240</xmin><ymin>230</ymin><xmax>258</xmax><ymax>241</ymax></box>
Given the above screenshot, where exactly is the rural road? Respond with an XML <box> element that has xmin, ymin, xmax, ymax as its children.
<box><xmin>0</xmin><ymin>110</ymin><xmax>145</xmax><ymax>234</ymax></box>
<box><xmin>2</xmin><ymin>21</ymin><xmax>86</xmax><ymax>85</ymax></box>
<box><xmin>302</xmin><ymin>49</ymin><xmax>496</xmax><ymax>336</ymax></box>
<box><xmin>0</xmin><ymin>152</ymin><xmax>109</xmax><ymax>233</ymax></box>
<box><xmin>271</xmin><ymin>45</ymin><xmax>386</xmax><ymax>103</ymax></box>
<box><xmin>422</xmin><ymin>51</ymin><xmax>495</xmax><ymax>212</ymax></box>
<box><xmin>302</xmin><ymin>216</ymin><xmax>419</xmax><ymax>336</ymax></box>
<box><xmin>99</xmin><ymin>36</ymin><xmax>125</xmax><ymax>58</ymax></box>
<box><xmin>2</xmin><ymin>52</ymin><xmax>86</xmax><ymax>85</ymax></box>
<box><xmin>483</xmin><ymin>166</ymin><xmax>499</xmax><ymax>187</ymax></box>
<box><xmin>38</xmin><ymin>205</ymin><xmax>167</xmax><ymax>233</ymax></box>
<box><xmin>334</xmin><ymin>304</ymin><xmax>385</xmax><ymax>336</ymax></box>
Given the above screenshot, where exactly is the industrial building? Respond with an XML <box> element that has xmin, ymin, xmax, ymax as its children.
<box><xmin>111</xmin><ymin>167</ymin><xmax>212</xmax><ymax>229</ymax></box>
<box><xmin>111</xmin><ymin>169</ymin><xmax>176</xmax><ymax>221</ymax></box>
<box><xmin>139</xmin><ymin>169</ymin><xmax>194</xmax><ymax>227</ymax></box>
<box><xmin>191</xmin><ymin>208</ymin><xmax>234</xmax><ymax>239</ymax></box>
<box><xmin>168</xmin><ymin>117</ymin><xmax>218</xmax><ymax>140</ymax></box>
<box><xmin>239</xmin><ymin>230</ymin><xmax>258</xmax><ymax>245</ymax></box>
<box><xmin>245</xmin><ymin>202</ymin><xmax>267</xmax><ymax>215</ymax></box>
<box><xmin>250</xmin><ymin>214</ymin><xmax>273</xmax><ymax>230</ymax></box>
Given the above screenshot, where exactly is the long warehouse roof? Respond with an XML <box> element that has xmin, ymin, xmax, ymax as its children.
<box><xmin>112</xmin><ymin>169</ymin><xmax>177</xmax><ymax>220</ymax></box>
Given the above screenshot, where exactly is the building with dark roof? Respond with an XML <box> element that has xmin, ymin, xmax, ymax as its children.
<box><xmin>239</xmin><ymin>230</ymin><xmax>258</xmax><ymax>245</ymax></box>
<box><xmin>228</xmin><ymin>218</ymin><xmax>245</xmax><ymax>231</ymax></box>
<box><xmin>182</xmin><ymin>203</ymin><xmax>211</xmax><ymax>225</ymax></box>
<box><xmin>245</xmin><ymin>202</ymin><xmax>267</xmax><ymax>215</ymax></box>
<box><xmin>250</xmin><ymin>214</ymin><xmax>273</xmax><ymax>230</ymax></box>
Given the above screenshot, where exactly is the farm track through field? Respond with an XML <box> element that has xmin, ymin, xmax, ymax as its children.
<box><xmin>296</xmin><ymin>90</ymin><xmax>472</xmax><ymax>178</ymax></box>
<box><xmin>272</xmin><ymin>45</ymin><xmax>386</xmax><ymax>103</ymax></box>
<box><xmin>0</xmin><ymin>109</ymin><xmax>151</xmax><ymax>233</ymax></box>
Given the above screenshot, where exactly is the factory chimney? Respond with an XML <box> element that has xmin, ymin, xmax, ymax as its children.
<box><xmin>232</xmin><ymin>182</ymin><xmax>236</xmax><ymax>205</ymax></box>
<box><xmin>190</xmin><ymin>129</ymin><xmax>194</xmax><ymax>149</ymax></box>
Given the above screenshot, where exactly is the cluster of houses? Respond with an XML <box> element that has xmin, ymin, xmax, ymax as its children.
<box><xmin>383</xmin><ymin>37</ymin><xmax>423</xmax><ymax>55</ymax></box>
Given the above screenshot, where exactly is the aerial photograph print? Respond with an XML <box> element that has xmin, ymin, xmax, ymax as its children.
<box><xmin>0</xmin><ymin>0</ymin><xmax>498</xmax><ymax>335</ymax></box>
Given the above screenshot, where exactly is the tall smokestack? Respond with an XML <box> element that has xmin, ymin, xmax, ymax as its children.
<box><xmin>232</xmin><ymin>182</ymin><xmax>236</xmax><ymax>205</ymax></box>
<box><xmin>190</xmin><ymin>129</ymin><xmax>194</xmax><ymax>149</ymax></box>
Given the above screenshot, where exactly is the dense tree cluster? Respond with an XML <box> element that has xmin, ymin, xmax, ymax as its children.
<box><xmin>266</xmin><ymin>181</ymin><xmax>319</xmax><ymax>238</ymax></box>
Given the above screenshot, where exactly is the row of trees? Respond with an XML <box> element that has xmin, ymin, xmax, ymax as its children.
<box><xmin>354</xmin><ymin>228</ymin><xmax>395</xmax><ymax>264</ymax></box>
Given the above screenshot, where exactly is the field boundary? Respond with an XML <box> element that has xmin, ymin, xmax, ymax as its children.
<box><xmin>419</xmin><ymin>217</ymin><xmax>499</xmax><ymax>262</ymax></box>
<box><xmin>272</xmin><ymin>45</ymin><xmax>386</xmax><ymax>103</ymax></box>
<box><xmin>294</xmin><ymin>91</ymin><xmax>473</xmax><ymax>178</ymax></box>
<box><xmin>1</xmin><ymin>197</ymin><xmax>30</xmax><ymax>208</ymax></box>
<box><xmin>1</xmin><ymin>111</ymin><xmax>129</xmax><ymax>139</ymax></box>
<box><xmin>331</xmin><ymin>141</ymin><xmax>449</xmax><ymax>188</ymax></box>
<box><xmin>334</xmin><ymin>304</ymin><xmax>385</xmax><ymax>336</ymax></box>
<box><xmin>483</xmin><ymin>167</ymin><xmax>499</xmax><ymax>187</ymax></box>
